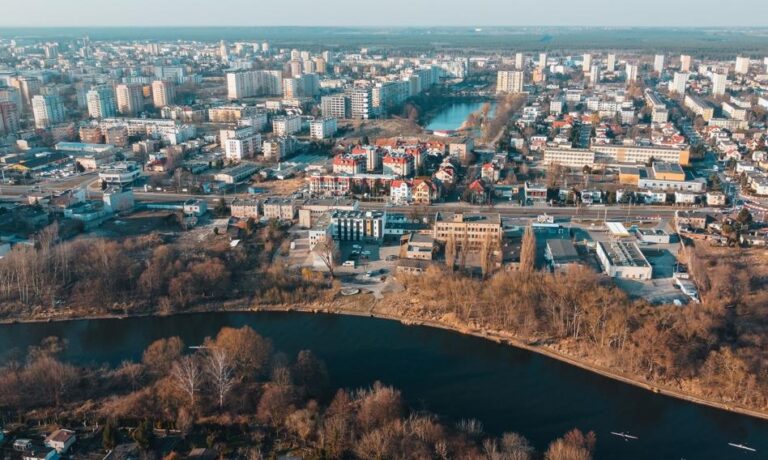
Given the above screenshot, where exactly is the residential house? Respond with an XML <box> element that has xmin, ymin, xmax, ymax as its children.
<box><xmin>45</xmin><ymin>429</ymin><xmax>76</xmax><ymax>454</ymax></box>
<box><xmin>412</xmin><ymin>179</ymin><xmax>438</xmax><ymax>204</ymax></box>
<box><xmin>390</xmin><ymin>180</ymin><xmax>412</xmax><ymax>204</ymax></box>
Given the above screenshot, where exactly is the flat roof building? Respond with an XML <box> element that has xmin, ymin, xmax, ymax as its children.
<box><xmin>596</xmin><ymin>241</ymin><xmax>652</xmax><ymax>280</ymax></box>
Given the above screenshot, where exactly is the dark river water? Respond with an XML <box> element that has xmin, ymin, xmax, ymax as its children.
<box><xmin>0</xmin><ymin>312</ymin><xmax>765</xmax><ymax>459</ymax></box>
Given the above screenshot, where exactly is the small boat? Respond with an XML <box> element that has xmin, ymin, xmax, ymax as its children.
<box><xmin>610</xmin><ymin>432</ymin><xmax>639</xmax><ymax>441</ymax></box>
<box><xmin>727</xmin><ymin>443</ymin><xmax>756</xmax><ymax>452</ymax></box>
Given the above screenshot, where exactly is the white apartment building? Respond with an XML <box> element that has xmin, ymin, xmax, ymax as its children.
<box><xmin>515</xmin><ymin>52</ymin><xmax>524</xmax><ymax>69</ymax></box>
<box><xmin>625</xmin><ymin>63</ymin><xmax>638</xmax><ymax>86</ymax></box>
<box><xmin>100</xmin><ymin>118</ymin><xmax>196</xmax><ymax>145</ymax></box>
<box><xmin>321</xmin><ymin>94</ymin><xmax>349</xmax><ymax>119</ymax></box>
<box><xmin>310</xmin><ymin>117</ymin><xmax>337</xmax><ymax>140</ymax></box>
<box><xmin>226</xmin><ymin>70</ymin><xmax>283</xmax><ymax>99</ymax></box>
<box><xmin>496</xmin><ymin>70</ymin><xmax>524</xmax><ymax>94</ymax></box>
<box><xmin>592</xmin><ymin>144</ymin><xmax>691</xmax><ymax>165</ymax></box>
<box><xmin>86</xmin><ymin>86</ymin><xmax>116</xmax><ymax>119</ymax></box>
<box><xmin>345</xmin><ymin>87</ymin><xmax>372</xmax><ymax>119</ymax></box>
<box><xmin>735</xmin><ymin>56</ymin><xmax>750</xmax><ymax>74</ymax></box>
<box><xmin>684</xmin><ymin>94</ymin><xmax>715</xmax><ymax>121</ymax></box>
<box><xmin>606</xmin><ymin>54</ymin><xmax>616</xmax><ymax>72</ymax></box>
<box><xmin>32</xmin><ymin>94</ymin><xmax>65</xmax><ymax>129</ymax></box>
<box><xmin>543</xmin><ymin>148</ymin><xmax>596</xmax><ymax>168</ymax></box>
<box><xmin>582</xmin><ymin>53</ymin><xmax>592</xmax><ymax>72</ymax></box>
<box><xmin>220</xmin><ymin>126</ymin><xmax>261</xmax><ymax>161</ymax></box>
<box><xmin>654</xmin><ymin>54</ymin><xmax>665</xmax><ymax>73</ymax></box>
<box><xmin>115</xmin><ymin>83</ymin><xmax>144</xmax><ymax>116</ymax></box>
<box><xmin>272</xmin><ymin>114</ymin><xmax>302</xmax><ymax>136</ymax></box>
<box><xmin>669</xmin><ymin>72</ymin><xmax>689</xmax><ymax>95</ymax></box>
<box><xmin>711</xmin><ymin>72</ymin><xmax>728</xmax><ymax>96</ymax></box>
<box><xmin>680</xmin><ymin>54</ymin><xmax>692</xmax><ymax>72</ymax></box>
<box><xmin>151</xmin><ymin>80</ymin><xmax>175</xmax><ymax>107</ymax></box>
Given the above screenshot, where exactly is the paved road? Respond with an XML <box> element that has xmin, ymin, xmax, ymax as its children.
<box><xmin>0</xmin><ymin>180</ymin><xmax>727</xmax><ymax>221</ymax></box>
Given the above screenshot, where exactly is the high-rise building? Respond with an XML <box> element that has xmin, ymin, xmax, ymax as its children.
<box><xmin>310</xmin><ymin>117</ymin><xmax>337</xmax><ymax>140</ymax></box>
<box><xmin>625</xmin><ymin>63</ymin><xmax>639</xmax><ymax>86</ymax></box>
<box><xmin>151</xmin><ymin>80</ymin><xmax>176</xmax><ymax>108</ymax></box>
<box><xmin>669</xmin><ymin>72</ymin><xmax>689</xmax><ymax>95</ymax></box>
<box><xmin>321</xmin><ymin>94</ymin><xmax>350</xmax><ymax>119</ymax></box>
<box><xmin>226</xmin><ymin>70</ymin><xmax>283</xmax><ymax>100</ymax></box>
<box><xmin>711</xmin><ymin>72</ymin><xmax>728</xmax><ymax>96</ymax></box>
<box><xmin>538</xmin><ymin>53</ymin><xmax>547</xmax><ymax>69</ymax></box>
<box><xmin>515</xmin><ymin>52</ymin><xmax>524</xmax><ymax>69</ymax></box>
<box><xmin>313</xmin><ymin>57</ymin><xmax>327</xmax><ymax>74</ymax></box>
<box><xmin>13</xmin><ymin>76</ymin><xmax>40</xmax><ymax>113</ymax></box>
<box><xmin>32</xmin><ymin>94</ymin><xmax>65</xmax><ymax>129</ymax></box>
<box><xmin>680</xmin><ymin>54</ymin><xmax>692</xmax><ymax>72</ymax></box>
<box><xmin>606</xmin><ymin>54</ymin><xmax>616</xmax><ymax>73</ymax></box>
<box><xmin>582</xmin><ymin>53</ymin><xmax>592</xmax><ymax>72</ymax></box>
<box><xmin>654</xmin><ymin>54</ymin><xmax>665</xmax><ymax>73</ymax></box>
<box><xmin>589</xmin><ymin>64</ymin><xmax>601</xmax><ymax>85</ymax></box>
<box><xmin>272</xmin><ymin>114</ymin><xmax>302</xmax><ymax>136</ymax></box>
<box><xmin>0</xmin><ymin>86</ymin><xmax>22</xmax><ymax>109</ymax></box>
<box><xmin>154</xmin><ymin>66</ymin><xmax>185</xmax><ymax>84</ymax></box>
<box><xmin>289</xmin><ymin>60</ymin><xmax>303</xmax><ymax>77</ymax></box>
<box><xmin>220</xmin><ymin>126</ymin><xmax>261</xmax><ymax>161</ymax></box>
<box><xmin>86</xmin><ymin>85</ymin><xmax>117</xmax><ymax>119</ymax></box>
<box><xmin>44</xmin><ymin>44</ymin><xmax>59</xmax><ymax>60</ymax></box>
<box><xmin>115</xmin><ymin>83</ymin><xmax>144</xmax><ymax>116</ymax></box>
<box><xmin>283</xmin><ymin>74</ymin><xmax>319</xmax><ymax>99</ymax></box>
<box><xmin>496</xmin><ymin>70</ymin><xmax>524</xmax><ymax>94</ymax></box>
<box><xmin>372</xmin><ymin>80</ymin><xmax>409</xmax><ymax>116</ymax></box>
<box><xmin>345</xmin><ymin>87</ymin><xmax>373</xmax><ymax>119</ymax></box>
<box><xmin>735</xmin><ymin>56</ymin><xmax>750</xmax><ymax>74</ymax></box>
<box><xmin>0</xmin><ymin>102</ymin><xmax>20</xmax><ymax>135</ymax></box>
<box><xmin>302</xmin><ymin>59</ymin><xmax>316</xmax><ymax>75</ymax></box>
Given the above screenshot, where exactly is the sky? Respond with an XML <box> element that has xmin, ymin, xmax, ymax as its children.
<box><xmin>1</xmin><ymin>0</ymin><xmax>767</xmax><ymax>27</ymax></box>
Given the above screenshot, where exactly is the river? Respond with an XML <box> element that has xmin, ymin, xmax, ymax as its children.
<box><xmin>425</xmin><ymin>101</ymin><xmax>495</xmax><ymax>132</ymax></box>
<box><xmin>1</xmin><ymin>312</ymin><xmax>766</xmax><ymax>458</ymax></box>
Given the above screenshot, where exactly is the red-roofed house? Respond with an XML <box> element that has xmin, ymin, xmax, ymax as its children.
<box><xmin>390</xmin><ymin>179</ymin><xmax>412</xmax><ymax>204</ymax></box>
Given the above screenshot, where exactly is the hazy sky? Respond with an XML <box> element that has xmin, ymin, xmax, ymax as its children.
<box><xmin>1</xmin><ymin>0</ymin><xmax>767</xmax><ymax>27</ymax></box>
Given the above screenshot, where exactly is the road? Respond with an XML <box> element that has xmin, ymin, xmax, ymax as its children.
<box><xmin>0</xmin><ymin>177</ymin><xmax>726</xmax><ymax>221</ymax></box>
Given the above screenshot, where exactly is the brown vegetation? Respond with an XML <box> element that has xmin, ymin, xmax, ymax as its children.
<box><xmin>0</xmin><ymin>327</ymin><xmax>595</xmax><ymax>459</ymax></box>
<box><xmin>0</xmin><ymin>221</ymin><xmax>331</xmax><ymax>319</ymax></box>
<box><xmin>398</xmin><ymin>257</ymin><xmax>768</xmax><ymax>412</ymax></box>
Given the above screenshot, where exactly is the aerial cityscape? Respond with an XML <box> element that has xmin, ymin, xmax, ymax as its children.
<box><xmin>2</xmin><ymin>2</ymin><xmax>768</xmax><ymax>459</ymax></box>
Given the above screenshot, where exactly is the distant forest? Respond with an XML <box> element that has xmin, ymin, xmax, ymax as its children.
<box><xmin>2</xmin><ymin>26</ymin><xmax>768</xmax><ymax>56</ymax></box>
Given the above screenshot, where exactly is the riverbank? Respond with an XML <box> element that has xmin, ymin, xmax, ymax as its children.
<box><xmin>251</xmin><ymin>299</ymin><xmax>768</xmax><ymax>423</ymax></box>
<box><xmin>2</xmin><ymin>295</ymin><xmax>768</xmax><ymax>422</ymax></box>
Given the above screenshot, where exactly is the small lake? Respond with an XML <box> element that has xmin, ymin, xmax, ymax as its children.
<box><xmin>1</xmin><ymin>312</ymin><xmax>767</xmax><ymax>458</ymax></box>
<box><xmin>425</xmin><ymin>101</ymin><xmax>495</xmax><ymax>132</ymax></box>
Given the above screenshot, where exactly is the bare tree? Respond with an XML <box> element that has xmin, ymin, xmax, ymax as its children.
<box><xmin>480</xmin><ymin>232</ymin><xmax>497</xmax><ymax>279</ymax></box>
<box><xmin>520</xmin><ymin>225</ymin><xmax>536</xmax><ymax>273</ymax></box>
<box><xmin>313</xmin><ymin>238</ymin><xmax>339</xmax><ymax>279</ymax></box>
<box><xmin>171</xmin><ymin>355</ymin><xmax>202</xmax><ymax>408</ymax></box>
<box><xmin>444</xmin><ymin>233</ymin><xmax>457</xmax><ymax>270</ymax></box>
<box><xmin>205</xmin><ymin>347</ymin><xmax>235</xmax><ymax>409</ymax></box>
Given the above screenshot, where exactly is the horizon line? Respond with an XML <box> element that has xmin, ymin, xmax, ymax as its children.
<box><xmin>1</xmin><ymin>24</ymin><xmax>766</xmax><ymax>29</ymax></box>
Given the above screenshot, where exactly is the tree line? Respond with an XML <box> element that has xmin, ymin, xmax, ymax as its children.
<box><xmin>399</xmin><ymin>254</ymin><xmax>768</xmax><ymax>411</ymax></box>
<box><xmin>0</xmin><ymin>327</ymin><xmax>597</xmax><ymax>460</ymax></box>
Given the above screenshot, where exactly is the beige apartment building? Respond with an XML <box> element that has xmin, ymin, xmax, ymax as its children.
<box><xmin>433</xmin><ymin>212</ymin><xmax>502</xmax><ymax>248</ymax></box>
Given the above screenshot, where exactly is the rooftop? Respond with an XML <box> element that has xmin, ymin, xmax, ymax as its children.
<box><xmin>598</xmin><ymin>241</ymin><xmax>650</xmax><ymax>268</ymax></box>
